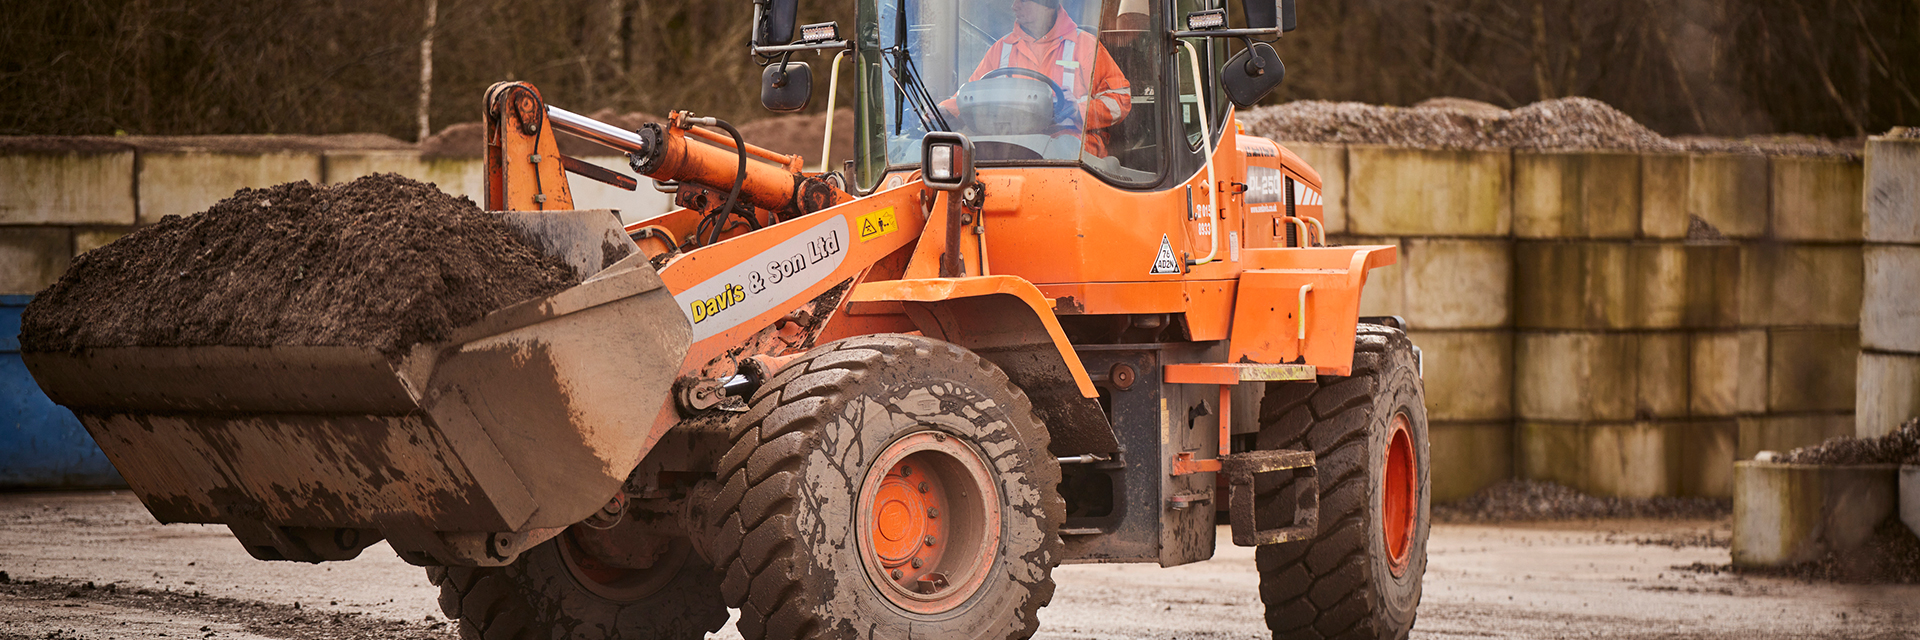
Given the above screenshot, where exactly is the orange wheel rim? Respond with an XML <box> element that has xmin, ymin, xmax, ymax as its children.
<box><xmin>1382</xmin><ymin>413</ymin><xmax>1417</xmax><ymax>577</ymax></box>
<box><xmin>856</xmin><ymin>431</ymin><xmax>1000</xmax><ymax>614</ymax></box>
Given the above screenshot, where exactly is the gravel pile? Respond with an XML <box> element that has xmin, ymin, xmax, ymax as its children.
<box><xmin>1242</xmin><ymin>97</ymin><xmax>1859</xmax><ymax>157</ymax></box>
<box><xmin>1435</xmin><ymin>479</ymin><xmax>1730</xmax><ymax>523</ymax></box>
<box><xmin>1777</xmin><ymin>418</ymin><xmax>1920</xmax><ymax>465</ymax></box>
<box><xmin>20</xmin><ymin>174</ymin><xmax>579</xmax><ymax>355</ymax></box>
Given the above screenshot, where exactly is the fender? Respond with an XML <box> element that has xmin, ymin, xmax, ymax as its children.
<box><xmin>1229</xmin><ymin>245</ymin><xmax>1399</xmax><ymax>375</ymax></box>
<box><xmin>848</xmin><ymin>276</ymin><xmax>1121</xmax><ymax>456</ymax></box>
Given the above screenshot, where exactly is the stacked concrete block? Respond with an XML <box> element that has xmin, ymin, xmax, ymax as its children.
<box><xmin>1507</xmin><ymin>149</ymin><xmax>1868</xmax><ymax>499</ymax></box>
<box><xmin>1857</xmin><ymin>138</ymin><xmax>1920</xmax><ymax>438</ymax></box>
<box><xmin>0</xmin><ymin>147</ymin><xmax>141</xmax><ymax>295</ymax></box>
<box><xmin>1337</xmin><ymin>146</ymin><xmax>1517</xmax><ymax>500</ymax></box>
<box><xmin>137</xmin><ymin>151</ymin><xmax>323</xmax><ymax>224</ymax></box>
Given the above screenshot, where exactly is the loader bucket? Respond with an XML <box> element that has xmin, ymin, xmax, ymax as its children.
<box><xmin>22</xmin><ymin>210</ymin><xmax>691</xmax><ymax>564</ymax></box>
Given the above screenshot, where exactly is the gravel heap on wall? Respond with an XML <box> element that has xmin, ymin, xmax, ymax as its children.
<box><xmin>1241</xmin><ymin>97</ymin><xmax>1860</xmax><ymax>157</ymax></box>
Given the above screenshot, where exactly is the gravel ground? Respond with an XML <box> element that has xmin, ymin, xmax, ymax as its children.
<box><xmin>5</xmin><ymin>492</ymin><xmax>1918</xmax><ymax>639</ymax></box>
<box><xmin>1435</xmin><ymin>479</ymin><xmax>1730</xmax><ymax>524</ymax></box>
<box><xmin>1241</xmin><ymin>98</ymin><xmax>1862</xmax><ymax>157</ymax></box>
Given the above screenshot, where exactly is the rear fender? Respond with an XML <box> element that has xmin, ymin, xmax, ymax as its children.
<box><xmin>1229</xmin><ymin>246</ymin><xmax>1398</xmax><ymax>376</ymax></box>
<box><xmin>848</xmin><ymin>276</ymin><xmax>1120</xmax><ymax>456</ymax></box>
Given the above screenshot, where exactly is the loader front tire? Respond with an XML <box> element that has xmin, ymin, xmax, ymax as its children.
<box><xmin>706</xmin><ymin>334</ymin><xmax>1064</xmax><ymax>640</ymax></box>
<box><xmin>426</xmin><ymin>533</ymin><xmax>726</xmax><ymax>640</ymax></box>
<box><xmin>1254</xmin><ymin>324</ymin><xmax>1429</xmax><ymax>640</ymax></box>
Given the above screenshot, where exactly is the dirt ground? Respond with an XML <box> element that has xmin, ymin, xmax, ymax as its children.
<box><xmin>2</xmin><ymin>492</ymin><xmax>1915</xmax><ymax>640</ymax></box>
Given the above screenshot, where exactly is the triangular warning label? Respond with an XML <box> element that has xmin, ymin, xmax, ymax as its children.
<box><xmin>1149</xmin><ymin>234</ymin><xmax>1181</xmax><ymax>275</ymax></box>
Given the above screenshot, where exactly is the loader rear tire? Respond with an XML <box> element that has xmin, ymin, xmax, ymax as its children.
<box><xmin>426</xmin><ymin>533</ymin><xmax>727</xmax><ymax>640</ymax></box>
<box><xmin>705</xmin><ymin>334</ymin><xmax>1064</xmax><ymax>640</ymax></box>
<box><xmin>1253</xmin><ymin>324</ymin><xmax>1429</xmax><ymax>640</ymax></box>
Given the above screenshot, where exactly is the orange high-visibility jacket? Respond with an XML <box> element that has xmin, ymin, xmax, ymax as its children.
<box><xmin>965</xmin><ymin>8</ymin><xmax>1132</xmax><ymax>155</ymax></box>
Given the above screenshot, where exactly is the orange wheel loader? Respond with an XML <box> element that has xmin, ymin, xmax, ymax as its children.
<box><xmin>24</xmin><ymin>1</ymin><xmax>1431</xmax><ymax>638</ymax></box>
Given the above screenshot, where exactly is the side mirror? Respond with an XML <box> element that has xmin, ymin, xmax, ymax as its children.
<box><xmin>1244</xmin><ymin>0</ymin><xmax>1297</xmax><ymax>33</ymax></box>
<box><xmin>761</xmin><ymin>62</ymin><xmax>813</xmax><ymax>112</ymax></box>
<box><xmin>757</xmin><ymin>0</ymin><xmax>799</xmax><ymax>47</ymax></box>
<box><xmin>1220</xmin><ymin>42</ymin><xmax>1285</xmax><ymax>108</ymax></box>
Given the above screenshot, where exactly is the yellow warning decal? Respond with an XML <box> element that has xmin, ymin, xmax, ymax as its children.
<box><xmin>857</xmin><ymin>207</ymin><xmax>898</xmax><ymax>241</ymax></box>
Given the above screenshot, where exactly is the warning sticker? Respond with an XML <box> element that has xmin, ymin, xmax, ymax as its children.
<box><xmin>1150</xmin><ymin>234</ymin><xmax>1181</xmax><ymax>275</ymax></box>
<box><xmin>857</xmin><ymin>207</ymin><xmax>897</xmax><ymax>241</ymax></box>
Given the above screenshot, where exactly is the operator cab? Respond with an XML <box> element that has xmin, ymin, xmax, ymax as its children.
<box><xmin>853</xmin><ymin>0</ymin><xmax>1233</xmax><ymax>190</ymax></box>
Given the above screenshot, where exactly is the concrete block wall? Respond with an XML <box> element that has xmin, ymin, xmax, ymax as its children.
<box><xmin>1313</xmin><ymin>144</ymin><xmax>1872</xmax><ymax>500</ymax></box>
<box><xmin>0</xmin><ymin>144</ymin><xmax>671</xmax><ymax>297</ymax></box>
<box><xmin>1858</xmin><ymin>138</ymin><xmax>1920</xmax><ymax>438</ymax></box>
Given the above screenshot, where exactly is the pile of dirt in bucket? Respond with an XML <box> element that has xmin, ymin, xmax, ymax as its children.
<box><xmin>20</xmin><ymin>174</ymin><xmax>579</xmax><ymax>355</ymax></box>
<box><xmin>1434</xmin><ymin>479</ymin><xmax>1730</xmax><ymax>523</ymax></box>
<box><xmin>1777</xmin><ymin>418</ymin><xmax>1920</xmax><ymax>465</ymax></box>
<box><xmin>1240</xmin><ymin>97</ymin><xmax>1860</xmax><ymax>157</ymax></box>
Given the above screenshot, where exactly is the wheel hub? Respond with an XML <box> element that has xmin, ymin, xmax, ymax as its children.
<box><xmin>856</xmin><ymin>431</ymin><xmax>1000</xmax><ymax>614</ymax></box>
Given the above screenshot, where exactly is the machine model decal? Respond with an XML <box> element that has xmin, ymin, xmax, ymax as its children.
<box><xmin>1246</xmin><ymin>166</ymin><xmax>1321</xmax><ymax>205</ymax></box>
<box><xmin>858</xmin><ymin>207</ymin><xmax>898</xmax><ymax>241</ymax></box>
<box><xmin>1150</xmin><ymin>234</ymin><xmax>1182</xmax><ymax>275</ymax></box>
<box><xmin>678</xmin><ymin>215</ymin><xmax>850</xmax><ymax>341</ymax></box>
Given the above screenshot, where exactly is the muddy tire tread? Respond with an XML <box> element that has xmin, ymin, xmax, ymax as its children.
<box><xmin>707</xmin><ymin>334</ymin><xmax>1064</xmax><ymax>640</ymax></box>
<box><xmin>1254</xmin><ymin>324</ymin><xmax>1427</xmax><ymax>640</ymax></box>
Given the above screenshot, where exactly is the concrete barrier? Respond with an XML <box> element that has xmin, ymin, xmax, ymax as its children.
<box><xmin>1857</xmin><ymin>353</ymin><xmax>1920</xmax><ymax>438</ymax></box>
<box><xmin>0</xmin><ymin>228</ymin><xmax>72</xmax><ymax>296</ymax></box>
<box><xmin>1514</xmin><ymin>242</ymin><xmax>1736</xmax><ymax>331</ymax></box>
<box><xmin>1356</xmin><ymin>238</ymin><xmax>1510</xmax><ymax>330</ymax></box>
<box><xmin>138</xmin><ymin>151</ymin><xmax>323</xmax><ymax>223</ymax></box>
<box><xmin>1738</xmin><ymin>244</ymin><xmax>1864</xmax><ymax>328</ymax></box>
<box><xmin>1690</xmin><ymin>330</ymin><xmax>1769</xmax><ymax>416</ymax></box>
<box><xmin>1732</xmin><ymin>461</ymin><xmax>1900</xmax><ymax>567</ymax></box>
<box><xmin>1408</xmin><ymin>330</ymin><xmax>1512</xmax><ymax>422</ymax></box>
<box><xmin>1864</xmin><ymin>138</ymin><xmax>1920</xmax><ymax>244</ymax></box>
<box><xmin>1514</xmin><ymin>151</ymin><xmax>1641</xmax><ymax>239</ymax></box>
<box><xmin>1771</xmin><ymin>156</ymin><xmax>1864</xmax><ymax>242</ymax></box>
<box><xmin>1348</xmin><ymin>146</ymin><xmax>1511</xmax><ymax>236</ymax></box>
<box><xmin>1687</xmin><ymin>154</ymin><xmax>1771</xmax><ymax>239</ymax></box>
<box><xmin>0</xmin><ymin>151</ymin><xmax>137</xmax><ymax>226</ymax></box>
<box><xmin>1516</xmin><ymin>332</ymin><xmax>1689</xmax><ymax>423</ymax></box>
<box><xmin>1519</xmin><ymin>419</ymin><xmax>1735</xmax><ymax>498</ymax></box>
<box><xmin>1431</xmin><ymin>421</ymin><xmax>1512</xmax><ymax>502</ymax></box>
<box><xmin>1861</xmin><ymin>245</ymin><xmax>1920</xmax><ymax>355</ymax></box>
<box><xmin>1766</xmin><ymin>328</ymin><xmax>1860</xmax><ymax>414</ymax></box>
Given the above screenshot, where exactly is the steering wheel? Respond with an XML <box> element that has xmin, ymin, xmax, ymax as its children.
<box><xmin>976</xmin><ymin>67</ymin><xmax>1079</xmax><ymax>126</ymax></box>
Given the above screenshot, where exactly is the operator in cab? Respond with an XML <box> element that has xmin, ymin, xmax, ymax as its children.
<box><xmin>950</xmin><ymin>0</ymin><xmax>1132</xmax><ymax>156</ymax></box>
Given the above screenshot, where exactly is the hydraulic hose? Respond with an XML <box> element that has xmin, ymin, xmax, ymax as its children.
<box><xmin>687</xmin><ymin>116</ymin><xmax>753</xmax><ymax>247</ymax></box>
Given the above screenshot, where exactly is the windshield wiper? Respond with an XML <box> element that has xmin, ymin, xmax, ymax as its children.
<box><xmin>883</xmin><ymin>44</ymin><xmax>950</xmax><ymax>135</ymax></box>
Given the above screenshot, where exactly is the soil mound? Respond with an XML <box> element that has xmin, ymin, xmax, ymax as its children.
<box><xmin>20</xmin><ymin>174</ymin><xmax>578</xmax><ymax>355</ymax></box>
<box><xmin>1778</xmin><ymin>418</ymin><xmax>1920</xmax><ymax>465</ymax></box>
<box><xmin>1435</xmin><ymin>479</ymin><xmax>1730</xmax><ymax>523</ymax></box>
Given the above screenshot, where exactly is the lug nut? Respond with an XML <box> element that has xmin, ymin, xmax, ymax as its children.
<box><xmin>927</xmin><ymin>507</ymin><xmax>939</xmax><ymax>518</ymax></box>
<box><xmin>918</xmin><ymin>482</ymin><xmax>930</xmax><ymax>493</ymax></box>
<box><xmin>891</xmin><ymin>569</ymin><xmax>902</xmax><ymax>580</ymax></box>
<box><xmin>899</xmin><ymin>465</ymin><xmax>913</xmax><ymax>477</ymax></box>
<box><xmin>911</xmin><ymin>558</ymin><xmax>924</xmax><ymax>568</ymax></box>
<box><xmin>924</xmin><ymin>535</ymin><xmax>936</xmax><ymax>547</ymax></box>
